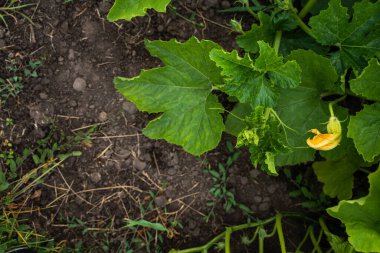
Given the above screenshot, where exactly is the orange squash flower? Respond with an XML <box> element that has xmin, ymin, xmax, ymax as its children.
<box><xmin>306</xmin><ymin>116</ymin><xmax>341</xmax><ymax>151</ymax></box>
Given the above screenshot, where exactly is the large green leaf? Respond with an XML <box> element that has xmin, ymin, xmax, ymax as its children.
<box><xmin>350</xmin><ymin>58</ymin><xmax>380</xmax><ymax>101</ymax></box>
<box><xmin>328</xmin><ymin>166</ymin><xmax>380</xmax><ymax>252</ymax></box>
<box><xmin>313</xmin><ymin>149</ymin><xmax>361</xmax><ymax>200</ymax></box>
<box><xmin>107</xmin><ymin>0</ymin><xmax>171</xmax><ymax>21</ymax></box>
<box><xmin>347</xmin><ymin>103</ymin><xmax>380</xmax><ymax>162</ymax></box>
<box><xmin>115</xmin><ymin>37</ymin><xmax>225</xmax><ymax>156</ymax></box>
<box><xmin>0</xmin><ymin>170</ymin><xmax>9</xmax><ymax>192</ymax></box>
<box><xmin>309</xmin><ymin>0</ymin><xmax>380</xmax><ymax>74</ymax></box>
<box><xmin>275</xmin><ymin>49</ymin><xmax>339</xmax><ymax>166</ymax></box>
<box><xmin>236</xmin><ymin>12</ymin><xmax>276</xmax><ymax>53</ymax></box>
<box><xmin>210</xmin><ymin>41</ymin><xmax>301</xmax><ymax>108</ymax></box>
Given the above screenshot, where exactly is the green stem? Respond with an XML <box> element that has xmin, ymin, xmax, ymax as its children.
<box><xmin>245</xmin><ymin>1</ymin><xmax>259</xmax><ymax>21</ymax></box>
<box><xmin>298</xmin><ymin>0</ymin><xmax>317</xmax><ymax>19</ymax></box>
<box><xmin>318</xmin><ymin>218</ymin><xmax>330</xmax><ymax>234</ymax></box>
<box><xmin>309</xmin><ymin>227</ymin><xmax>323</xmax><ymax>253</ymax></box>
<box><xmin>291</xmin><ymin>12</ymin><xmax>316</xmax><ymax>40</ymax></box>
<box><xmin>276</xmin><ymin>214</ymin><xmax>287</xmax><ymax>253</ymax></box>
<box><xmin>273</xmin><ymin>30</ymin><xmax>282</xmax><ymax>54</ymax></box>
<box><xmin>259</xmin><ymin>233</ymin><xmax>264</xmax><ymax>253</ymax></box>
<box><xmin>328</xmin><ymin>95</ymin><xmax>347</xmax><ymax>116</ymax></box>
<box><xmin>295</xmin><ymin>226</ymin><xmax>312</xmax><ymax>252</ymax></box>
<box><xmin>359</xmin><ymin>167</ymin><xmax>371</xmax><ymax>174</ymax></box>
<box><xmin>247</xmin><ymin>227</ymin><xmax>260</xmax><ymax>244</ymax></box>
<box><xmin>225</xmin><ymin>227</ymin><xmax>232</xmax><ymax>253</ymax></box>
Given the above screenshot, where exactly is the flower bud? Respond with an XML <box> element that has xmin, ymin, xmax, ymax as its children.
<box><xmin>327</xmin><ymin>116</ymin><xmax>341</xmax><ymax>135</ymax></box>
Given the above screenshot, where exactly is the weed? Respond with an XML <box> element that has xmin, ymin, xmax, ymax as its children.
<box><xmin>0</xmin><ymin>56</ymin><xmax>43</xmax><ymax>105</ymax></box>
<box><xmin>283</xmin><ymin>168</ymin><xmax>331</xmax><ymax>211</ymax></box>
<box><xmin>0</xmin><ymin>121</ymin><xmax>95</xmax><ymax>251</ymax></box>
<box><xmin>0</xmin><ymin>0</ymin><xmax>35</xmax><ymax>28</ymax></box>
<box><xmin>204</xmin><ymin>141</ymin><xmax>252</xmax><ymax>222</ymax></box>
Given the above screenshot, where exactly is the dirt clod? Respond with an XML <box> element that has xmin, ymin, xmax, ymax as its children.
<box><xmin>154</xmin><ymin>195</ymin><xmax>168</xmax><ymax>208</ymax></box>
<box><xmin>98</xmin><ymin>111</ymin><xmax>108</xmax><ymax>122</ymax></box>
<box><xmin>133</xmin><ymin>158</ymin><xmax>147</xmax><ymax>170</ymax></box>
<box><xmin>72</xmin><ymin>77</ymin><xmax>86</xmax><ymax>92</ymax></box>
<box><xmin>122</xmin><ymin>101</ymin><xmax>138</xmax><ymax>114</ymax></box>
<box><xmin>90</xmin><ymin>172</ymin><xmax>102</xmax><ymax>184</ymax></box>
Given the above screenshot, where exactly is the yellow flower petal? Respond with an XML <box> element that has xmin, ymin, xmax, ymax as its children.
<box><xmin>306</xmin><ymin>130</ymin><xmax>341</xmax><ymax>151</ymax></box>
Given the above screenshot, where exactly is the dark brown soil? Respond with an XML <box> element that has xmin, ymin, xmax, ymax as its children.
<box><xmin>1</xmin><ymin>0</ymin><xmax>315</xmax><ymax>252</ymax></box>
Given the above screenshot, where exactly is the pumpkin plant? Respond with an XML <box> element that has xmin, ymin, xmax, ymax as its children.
<box><xmin>107</xmin><ymin>0</ymin><xmax>380</xmax><ymax>252</ymax></box>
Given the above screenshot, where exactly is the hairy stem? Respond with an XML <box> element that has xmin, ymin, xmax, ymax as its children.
<box><xmin>273</xmin><ymin>30</ymin><xmax>283</xmax><ymax>54</ymax></box>
<box><xmin>291</xmin><ymin>12</ymin><xmax>316</xmax><ymax>40</ymax></box>
<box><xmin>276</xmin><ymin>213</ymin><xmax>287</xmax><ymax>253</ymax></box>
<box><xmin>299</xmin><ymin>0</ymin><xmax>318</xmax><ymax>19</ymax></box>
<box><xmin>225</xmin><ymin>227</ymin><xmax>232</xmax><ymax>253</ymax></box>
<box><xmin>245</xmin><ymin>1</ymin><xmax>259</xmax><ymax>21</ymax></box>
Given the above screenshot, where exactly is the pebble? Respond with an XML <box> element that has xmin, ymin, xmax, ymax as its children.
<box><xmin>0</xmin><ymin>39</ymin><xmax>5</xmax><ymax>48</ymax></box>
<box><xmin>115</xmin><ymin>149</ymin><xmax>130</xmax><ymax>159</ymax></box>
<box><xmin>89</xmin><ymin>172</ymin><xmax>102</xmax><ymax>184</ymax></box>
<box><xmin>205</xmin><ymin>0</ymin><xmax>218</xmax><ymax>7</ymax></box>
<box><xmin>68</xmin><ymin>49</ymin><xmax>75</xmax><ymax>61</ymax></box>
<box><xmin>133</xmin><ymin>158</ymin><xmax>147</xmax><ymax>170</ymax></box>
<box><xmin>240</xmin><ymin>176</ymin><xmax>248</xmax><ymax>185</ymax></box>
<box><xmin>154</xmin><ymin>195</ymin><xmax>167</xmax><ymax>208</ymax></box>
<box><xmin>253</xmin><ymin>196</ymin><xmax>262</xmax><ymax>203</ymax></box>
<box><xmin>0</xmin><ymin>29</ymin><xmax>4</xmax><ymax>38</ymax></box>
<box><xmin>69</xmin><ymin>100</ymin><xmax>77</xmax><ymax>107</ymax></box>
<box><xmin>221</xmin><ymin>0</ymin><xmax>231</xmax><ymax>8</ymax></box>
<box><xmin>259</xmin><ymin>202</ymin><xmax>271</xmax><ymax>212</ymax></box>
<box><xmin>250</xmin><ymin>169</ymin><xmax>261</xmax><ymax>178</ymax></box>
<box><xmin>157</xmin><ymin>25</ymin><xmax>165</xmax><ymax>32</ymax></box>
<box><xmin>268</xmin><ymin>184</ymin><xmax>277</xmax><ymax>194</ymax></box>
<box><xmin>167</xmin><ymin>168</ymin><xmax>177</xmax><ymax>176</ymax></box>
<box><xmin>39</xmin><ymin>92</ymin><xmax>48</xmax><ymax>100</ymax></box>
<box><xmin>73</xmin><ymin>77</ymin><xmax>86</xmax><ymax>92</ymax></box>
<box><xmin>58</xmin><ymin>56</ymin><xmax>64</xmax><ymax>62</ymax></box>
<box><xmin>98</xmin><ymin>111</ymin><xmax>108</xmax><ymax>122</ymax></box>
<box><xmin>122</xmin><ymin>101</ymin><xmax>138</xmax><ymax>114</ymax></box>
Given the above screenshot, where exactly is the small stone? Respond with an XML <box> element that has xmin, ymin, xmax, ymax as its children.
<box><xmin>205</xmin><ymin>0</ymin><xmax>218</xmax><ymax>7</ymax></box>
<box><xmin>73</xmin><ymin>77</ymin><xmax>86</xmax><ymax>92</ymax></box>
<box><xmin>90</xmin><ymin>172</ymin><xmax>102</xmax><ymax>184</ymax></box>
<box><xmin>133</xmin><ymin>158</ymin><xmax>147</xmax><ymax>170</ymax></box>
<box><xmin>69</xmin><ymin>100</ymin><xmax>77</xmax><ymax>107</ymax></box>
<box><xmin>250</xmin><ymin>169</ymin><xmax>261</xmax><ymax>178</ymax></box>
<box><xmin>259</xmin><ymin>202</ymin><xmax>271</xmax><ymax>212</ymax></box>
<box><xmin>41</xmin><ymin>78</ymin><xmax>49</xmax><ymax>85</ymax></box>
<box><xmin>122</xmin><ymin>101</ymin><xmax>137</xmax><ymax>114</ymax></box>
<box><xmin>267</xmin><ymin>184</ymin><xmax>277</xmax><ymax>194</ymax></box>
<box><xmin>0</xmin><ymin>29</ymin><xmax>4</xmax><ymax>38</ymax></box>
<box><xmin>157</xmin><ymin>25</ymin><xmax>165</xmax><ymax>32</ymax></box>
<box><xmin>167</xmin><ymin>168</ymin><xmax>176</xmax><ymax>176</ymax></box>
<box><xmin>89</xmin><ymin>104</ymin><xmax>95</xmax><ymax>109</ymax></box>
<box><xmin>253</xmin><ymin>196</ymin><xmax>262</xmax><ymax>203</ymax></box>
<box><xmin>131</xmin><ymin>50</ymin><xmax>136</xmax><ymax>57</ymax></box>
<box><xmin>98</xmin><ymin>111</ymin><xmax>108</xmax><ymax>122</ymax></box>
<box><xmin>58</xmin><ymin>56</ymin><xmax>64</xmax><ymax>62</ymax></box>
<box><xmin>39</xmin><ymin>92</ymin><xmax>48</xmax><ymax>100</ymax></box>
<box><xmin>154</xmin><ymin>195</ymin><xmax>167</xmax><ymax>208</ymax></box>
<box><xmin>68</xmin><ymin>49</ymin><xmax>75</xmax><ymax>61</ymax></box>
<box><xmin>115</xmin><ymin>149</ymin><xmax>130</xmax><ymax>159</ymax></box>
<box><xmin>221</xmin><ymin>0</ymin><xmax>231</xmax><ymax>8</ymax></box>
<box><xmin>240</xmin><ymin>176</ymin><xmax>248</xmax><ymax>185</ymax></box>
<box><xmin>0</xmin><ymin>39</ymin><xmax>5</xmax><ymax>48</ymax></box>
